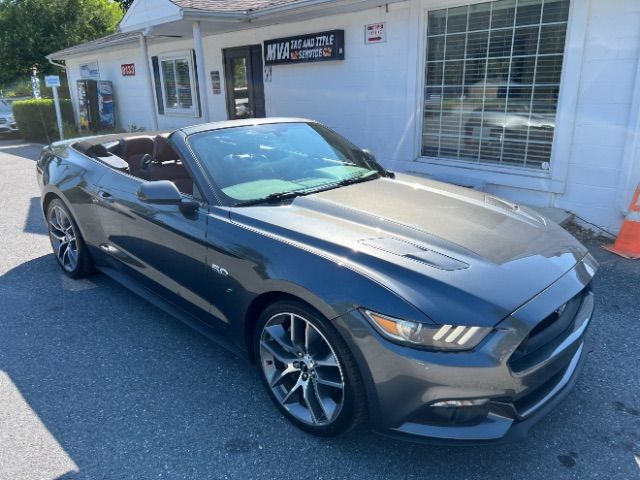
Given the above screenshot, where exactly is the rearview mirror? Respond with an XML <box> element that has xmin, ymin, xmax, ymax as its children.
<box><xmin>137</xmin><ymin>181</ymin><xmax>199</xmax><ymax>213</ymax></box>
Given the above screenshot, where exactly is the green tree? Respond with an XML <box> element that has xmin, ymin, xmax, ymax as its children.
<box><xmin>0</xmin><ymin>0</ymin><xmax>122</xmax><ymax>88</ymax></box>
<box><xmin>115</xmin><ymin>0</ymin><xmax>133</xmax><ymax>12</ymax></box>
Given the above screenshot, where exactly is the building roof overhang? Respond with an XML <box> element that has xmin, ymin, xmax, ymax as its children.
<box><xmin>48</xmin><ymin>0</ymin><xmax>405</xmax><ymax>60</ymax></box>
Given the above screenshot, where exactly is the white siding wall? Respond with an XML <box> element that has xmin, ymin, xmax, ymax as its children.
<box><xmin>120</xmin><ymin>0</ymin><xmax>180</xmax><ymax>32</ymax></box>
<box><xmin>136</xmin><ymin>5</ymin><xmax>414</xmax><ymax>164</ymax></box>
<box><xmin>553</xmin><ymin>0</ymin><xmax>640</xmax><ymax>232</ymax></box>
<box><xmin>199</xmin><ymin>4</ymin><xmax>413</xmax><ymax>167</ymax></box>
<box><xmin>148</xmin><ymin>37</ymin><xmax>205</xmax><ymax>130</ymax></box>
<box><xmin>65</xmin><ymin>44</ymin><xmax>156</xmax><ymax>132</ymax></box>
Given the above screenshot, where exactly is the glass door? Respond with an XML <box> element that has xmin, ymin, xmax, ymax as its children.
<box><xmin>223</xmin><ymin>45</ymin><xmax>266</xmax><ymax>119</ymax></box>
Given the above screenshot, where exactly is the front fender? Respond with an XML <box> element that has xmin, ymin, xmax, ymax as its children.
<box><xmin>218</xmin><ymin>216</ymin><xmax>433</xmax><ymax>352</ymax></box>
<box><xmin>38</xmin><ymin>146</ymin><xmax>108</xmax><ymax>253</ymax></box>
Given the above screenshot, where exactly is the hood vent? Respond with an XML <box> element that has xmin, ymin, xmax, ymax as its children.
<box><xmin>359</xmin><ymin>237</ymin><xmax>469</xmax><ymax>271</ymax></box>
<box><xmin>484</xmin><ymin>195</ymin><xmax>546</xmax><ymax>225</ymax></box>
<box><xmin>484</xmin><ymin>195</ymin><xmax>519</xmax><ymax>212</ymax></box>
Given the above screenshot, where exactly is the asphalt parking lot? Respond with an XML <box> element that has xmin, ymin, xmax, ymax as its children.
<box><xmin>0</xmin><ymin>138</ymin><xmax>638</xmax><ymax>480</ymax></box>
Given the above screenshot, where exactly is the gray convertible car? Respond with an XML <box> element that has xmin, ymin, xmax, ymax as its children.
<box><xmin>36</xmin><ymin>118</ymin><xmax>597</xmax><ymax>443</ymax></box>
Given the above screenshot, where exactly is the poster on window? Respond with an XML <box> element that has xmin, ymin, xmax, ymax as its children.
<box><xmin>264</xmin><ymin>30</ymin><xmax>345</xmax><ymax>66</ymax></box>
<box><xmin>210</xmin><ymin>71</ymin><xmax>221</xmax><ymax>94</ymax></box>
<box><xmin>79</xmin><ymin>61</ymin><xmax>99</xmax><ymax>79</ymax></box>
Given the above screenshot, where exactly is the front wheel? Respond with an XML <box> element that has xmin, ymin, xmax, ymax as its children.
<box><xmin>255</xmin><ymin>300</ymin><xmax>367</xmax><ymax>436</ymax></box>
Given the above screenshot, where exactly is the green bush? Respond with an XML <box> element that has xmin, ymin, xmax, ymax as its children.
<box><xmin>12</xmin><ymin>98</ymin><xmax>74</xmax><ymax>143</ymax></box>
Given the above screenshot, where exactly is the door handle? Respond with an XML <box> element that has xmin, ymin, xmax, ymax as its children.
<box><xmin>98</xmin><ymin>190</ymin><xmax>114</xmax><ymax>202</ymax></box>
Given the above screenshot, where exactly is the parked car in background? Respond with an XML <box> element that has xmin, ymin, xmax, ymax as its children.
<box><xmin>36</xmin><ymin>118</ymin><xmax>597</xmax><ymax>443</ymax></box>
<box><xmin>0</xmin><ymin>99</ymin><xmax>19</xmax><ymax>136</ymax></box>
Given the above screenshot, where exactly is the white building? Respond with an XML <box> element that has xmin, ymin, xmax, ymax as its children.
<box><xmin>47</xmin><ymin>0</ymin><xmax>640</xmax><ymax>234</ymax></box>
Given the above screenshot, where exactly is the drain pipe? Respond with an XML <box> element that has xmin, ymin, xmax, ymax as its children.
<box><xmin>47</xmin><ymin>57</ymin><xmax>66</xmax><ymax>70</ymax></box>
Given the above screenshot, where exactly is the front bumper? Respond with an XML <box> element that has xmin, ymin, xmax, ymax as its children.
<box><xmin>333</xmin><ymin>254</ymin><xmax>597</xmax><ymax>443</ymax></box>
<box><xmin>0</xmin><ymin>121</ymin><xmax>18</xmax><ymax>133</ymax></box>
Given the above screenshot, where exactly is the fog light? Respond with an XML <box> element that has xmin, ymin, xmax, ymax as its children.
<box><xmin>412</xmin><ymin>399</ymin><xmax>490</xmax><ymax>427</ymax></box>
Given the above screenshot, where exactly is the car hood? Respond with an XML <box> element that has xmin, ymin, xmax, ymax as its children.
<box><xmin>229</xmin><ymin>173</ymin><xmax>588</xmax><ymax>327</ymax></box>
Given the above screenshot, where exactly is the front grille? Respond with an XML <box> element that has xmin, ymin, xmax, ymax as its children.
<box><xmin>512</xmin><ymin>364</ymin><xmax>566</xmax><ymax>417</ymax></box>
<box><xmin>508</xmin><ymin>288</ymin><xmax>587</xmax><ymax>373</ymax></box>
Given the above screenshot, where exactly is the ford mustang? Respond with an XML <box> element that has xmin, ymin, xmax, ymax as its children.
<box><xmin>36</xmin><ymin>118</ymin><xmax>597</xmax><ymax>443</ymax></box>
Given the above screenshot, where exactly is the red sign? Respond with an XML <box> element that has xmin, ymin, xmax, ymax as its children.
<box><xmin>121</xmin><ymin>63</ymin><xmax>136</xmax><ymax>76</ymax></box>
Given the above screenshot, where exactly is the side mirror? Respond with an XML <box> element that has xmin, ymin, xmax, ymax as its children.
<box><xmin>137</xmin><ymin>180</ymin><xmax>199</xmax><ymax>213</ymax></box>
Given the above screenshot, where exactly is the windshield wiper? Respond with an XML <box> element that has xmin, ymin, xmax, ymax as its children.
<box><xmin>235</xmin><ymin>172</ymin><xmax>380</xmax><ymax>207</ymax></box>
<box><xmin>336</xmin><ymin>171</ymin><xmax>380</xmax><ymax>187</ymax></box>
<box><xmin>337</xmin><ymin>175</ymin><xmax>375</xmax><ymax>187</ymax></box>
<box><xmin>235</xmin><ymin>190</ymin><xmax>308</xmax><ymax>207</ymax></box>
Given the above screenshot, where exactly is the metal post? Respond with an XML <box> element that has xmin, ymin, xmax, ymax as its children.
<box><xmin>52</xmin><ymin>86</ymin><xmax>64</xmax><ymax>140</ymax></box>
<box><xmin>139</xmin><ymin>33</ymin><xmax>159</xmax><ymax>131</ymax></box>
<box><xmin>192</xmin><ymin>20</ymin><xmax>209</xmax><ymax>122</ymax></box>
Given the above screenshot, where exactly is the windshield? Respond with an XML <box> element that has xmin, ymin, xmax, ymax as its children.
<box><xmin>187</xmin><ymin>122</ymin><xmax>380</xmax><ymax>205</ymax></box>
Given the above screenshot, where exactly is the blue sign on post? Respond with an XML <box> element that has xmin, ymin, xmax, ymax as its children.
<box><xmin>45</xmin><ymin>75</ymin><xmax>61</xmax><ymax>88</ymax></box>
<box><xmin>45</xmin><ymin>75</ymin><xmax>64</xmax><ymax>140</ymax></box>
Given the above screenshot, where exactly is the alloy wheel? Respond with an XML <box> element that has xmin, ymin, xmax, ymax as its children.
<box><xmin>48</xmin><ymin>205</ymin><xmax>79</xmax><ymax>272</ymax></box>
<box><xmin>259</xmin><ymin>312</ymin><xmax>345</xmax><ymax>426</ymax></box>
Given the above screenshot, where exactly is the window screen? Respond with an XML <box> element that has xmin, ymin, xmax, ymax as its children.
<box><xmin>160</xmin><ymin>57</ymin><xmax>194</xmax><ymax>111</ymax></box>
<box><xmin>422</xmin><ymin>0</ymin><xmax>570</xmax><ymax>170</ymax></box>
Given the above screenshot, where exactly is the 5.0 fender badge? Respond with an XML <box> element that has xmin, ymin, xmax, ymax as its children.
<box><xmin>211</xmin><ymin>264</ymin><xmax>229</xmax><ymax>277</ymax></box>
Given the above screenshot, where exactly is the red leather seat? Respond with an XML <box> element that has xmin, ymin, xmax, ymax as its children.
<box><xmin>142</xmin><ymin>135</ymin><xmax>193</xmax><ymax>195</ymax></box>
<box><xmin>153</xmin><ymin>135</ymin><xmax>177</xmax><ymax>163</ymax></box>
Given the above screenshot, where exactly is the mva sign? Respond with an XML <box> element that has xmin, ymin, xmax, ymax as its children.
<box><xmin>264</xmin><ymin>30</ymin><xmax>345</xmax><ymax>66</ymax></box>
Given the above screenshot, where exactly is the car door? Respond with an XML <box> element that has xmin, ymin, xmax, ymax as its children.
<box><xmin>94</xmin><ymin>169</ymin><xmax>214</xmax><ymax>322</ymax></box>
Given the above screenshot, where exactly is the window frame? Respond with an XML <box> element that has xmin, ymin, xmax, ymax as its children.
<box><xmin>158</xmin><ymin>51</ymin><xmax>198</xmax><ymax>117</ymax></box>
<box><xmin>407</xmin><ymin>0</ymin><xmax>589</xmax><ymax>194</ymax></box>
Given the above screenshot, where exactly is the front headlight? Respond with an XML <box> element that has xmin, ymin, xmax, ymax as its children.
<box><xmin>363</xmin><ymin>310</ymin><xmax>492</xmax><ymax>351</ymax></box>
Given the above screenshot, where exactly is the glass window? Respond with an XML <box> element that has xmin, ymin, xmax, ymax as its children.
<box><xmin>160</xmin><ymin>56</ymin><xmax>194</xmax><ymax>113</ymax></box>
<box><xmin>229</xmin><ymin>57</ymin><xmax>251</xmax><ymax>119</ymax></box>
<box><xmin>422</xmin><ymin>0</ymin><xmax>570</xmax><ymax>170</ymax></box>
<box><xmin>187</xmin><ymin>123</ymin><xmax>381</xmax><ymax>205</ymax></box>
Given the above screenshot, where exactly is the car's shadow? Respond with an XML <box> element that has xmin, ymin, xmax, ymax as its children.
<box><xmin>0</xmin><ymin>253</ymin><xmax>615</xmax><ymax>479</ymax></box>
<box><xmin>24</xmin><ymin>196</ymin><xmax>48</xmax><ymax>236</ymax></box>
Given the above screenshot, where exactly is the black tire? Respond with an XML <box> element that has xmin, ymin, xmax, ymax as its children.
<box><xmin>254</xmin><ymin>299</ymin><xmax>367</xmax><ymax>436</ymax></box>
<box><xmin>46</xmin><ymin>198</ymin><xmax>93</xmax><ymax>279</ymax></box>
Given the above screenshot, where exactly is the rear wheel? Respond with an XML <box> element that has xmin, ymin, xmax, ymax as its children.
<box><xmin>255</xmin><ymin>300</ymin><xmax>366</xmax><ymax>436</ymax></box>
<box><xmin>47</xmin><ymin>199</ymin><xmax>93</xmax><ymax>278</ymax></box>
